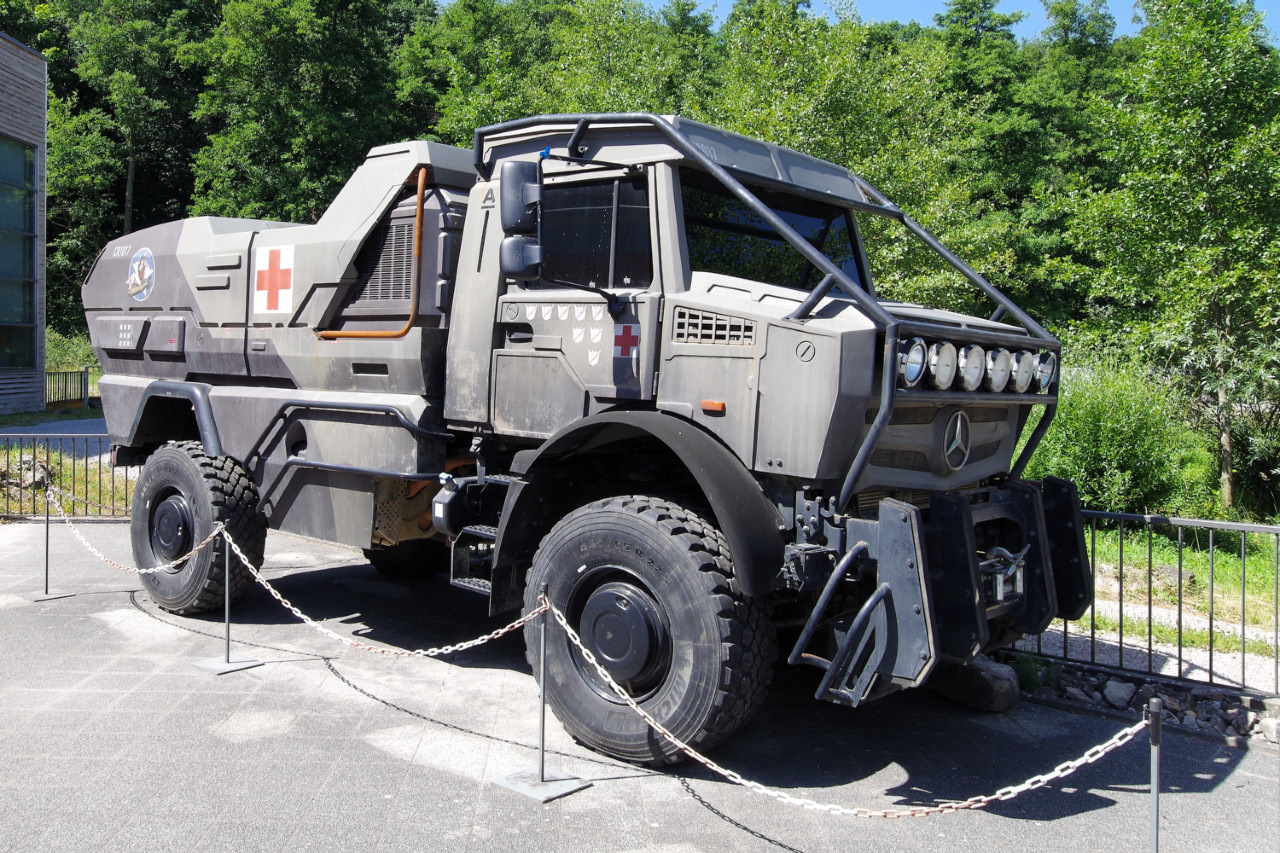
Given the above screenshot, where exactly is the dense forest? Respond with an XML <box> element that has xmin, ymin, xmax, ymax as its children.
<box><xmin>3</xmin><ymin>0</ymin><xmax>1279</xmax><ymax>518</ymax></box>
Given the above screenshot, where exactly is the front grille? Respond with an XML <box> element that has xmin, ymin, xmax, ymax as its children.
<box><xmin>673</xmin><ymin>307</ymin><xmax>755</xmax><ymax>345</ymax></box>
<box><xmin>869</xmin><ymin>448</ymin><xmax>929</xmax><ymax>471</ymax></box>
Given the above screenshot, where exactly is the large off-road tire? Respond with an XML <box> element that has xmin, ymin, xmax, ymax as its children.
<box><xmin>363</xmin><ymin>538</ymin><xmax>449</xmax><ymax>579</ymax></box>
<box><xmin>523</xmin><ymin>496</ymin><xmax>775</xmax><ymax>765</ymax></box>
<box><xmin>130</xmin><ymin>441</ymin><xmax>266</xmax><ymax>614</ymax></box>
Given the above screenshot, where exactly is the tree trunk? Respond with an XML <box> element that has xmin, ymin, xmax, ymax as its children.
<box><xmin>1218</xmin><ymin>385</ymin><xmax>1235</xmax><ymax>510</ymax></box>
<box><xmin>123</xmin><ymin>129</ymin><xmax>135</xmax><ymax>236</ymax></box>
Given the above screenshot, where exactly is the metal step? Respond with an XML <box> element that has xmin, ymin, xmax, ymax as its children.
<box><xmin>450</xmin><ymin>576</ymin><xmax>492</xmax><ymax>596</ymax></box>
<box><xmin>460</xmin><ymin>524</ymin><xmax>498</xmax><ymax>542</ymax></box>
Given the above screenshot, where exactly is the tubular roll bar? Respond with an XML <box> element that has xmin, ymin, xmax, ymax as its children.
<box><xmin>473</xmin><ymin>113</ymin><xmax>1060</xmax><ymax>511</ymax></box>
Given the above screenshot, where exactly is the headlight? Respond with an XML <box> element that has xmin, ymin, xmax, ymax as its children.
<box><xmin>1011</xmin><ymin>350</ymin><xmax>1035</xmax><ymax>393</ymax></box>
<box><xmin>984</xmin><ymin>348</ymin><xmax>1012</xmax><ymax>392</ymax></box>
<box><xmin>1035</xmin><ymin>352</ymin><xmax>1058</xmax><ymax>392</ymax></box>
<box><xmin>928</xmin><ymin>341</ymin><xmax>957</xmax><ymax>390</ymax></box>
<box><xmin>898</xmin><ymin>337</ymin><xmax>927</xmax><ymax>388</ymax></box>
<box><xmin>958</xmin><ymin>344</ymin><xmax>986</xmax><ymax>391</ymax></box>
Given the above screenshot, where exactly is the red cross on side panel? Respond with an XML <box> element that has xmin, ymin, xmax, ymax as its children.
<box><xmin>254</xmin><ymin>246</ymin><xmax>294</xmax><ymax>314</ymax></box>
<box><xmin>613</xmin><ymin>324</ymin><xmax>640</xmax><ymax>358</ymax></box>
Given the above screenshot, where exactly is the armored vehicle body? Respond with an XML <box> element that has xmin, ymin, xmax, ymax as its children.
<box><xmin>84</xmin><ymin>114</ymin><xmax>1091</xmax><ymax>764</ymax></box>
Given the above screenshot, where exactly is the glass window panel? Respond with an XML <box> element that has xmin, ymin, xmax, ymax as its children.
<box><xmin>0</xmin><ymin>137</ymin><xmax>34</xmax><ymax>188</ymax></box>
<box><xmin>0</xmin><ymin>279</ymin><xmax>33</xmax><ymax>324</ymax></box>
<box><xmin>615</xmin><ymin>177</ymin><xmax>652</xmax><ymax>288</ymax></box>
<box><xmin>0</xmin><ymin>324</ymin><xmax>35</xmax><ymax>369</ymax></box>
<box><xmin>681</xmin><ymin>168</ymin><xmax>863</xmax><ymax>293</ymax></box>
<box><xmin>0</xmin><ymin>185</ymin><xmax>34</xmax><ymax>233</ymax></box>
<box><xmin>542</xmin><ymin>181</ymin><xmax>614</xmax><ymax>288</ymax></box>
<box><xmin>0</xmin><ymin>231</ymin><xmax>33</xmax><ymax>279</ymax></box>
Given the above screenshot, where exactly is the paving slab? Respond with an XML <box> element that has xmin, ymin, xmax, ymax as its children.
<box><xmin>0</xmin><ymin>518</ymin><xmax>1276</xmax><ymax>852</ymax></box>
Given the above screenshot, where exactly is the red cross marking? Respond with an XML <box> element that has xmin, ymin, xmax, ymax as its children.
<box><xmin>614</xmin><ymin>324</ymin><xmax>640</xmax><ymax>358</ymax></box>
<box><xmin>256</xmin><ymin>249</ymin><xmax>291</xmax><ymax>311</ymax></box>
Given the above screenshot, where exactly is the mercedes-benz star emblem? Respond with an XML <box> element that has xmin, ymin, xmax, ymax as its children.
<box><xmin>944</xmin><ymin>411</ymin><xmax>971</xmax><ymax>471</ymax></box>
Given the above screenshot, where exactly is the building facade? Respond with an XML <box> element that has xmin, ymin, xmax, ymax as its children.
<box><xmin>0</xmin><ymin>33</ymin><xmax>47</xmax><ymax>414</ymax></box>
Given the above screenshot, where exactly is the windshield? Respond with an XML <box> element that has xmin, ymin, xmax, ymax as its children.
<box><xmin>679</xmin><ymin>168</ymin><xmax>865</xmax><ymax>294</ymax></box>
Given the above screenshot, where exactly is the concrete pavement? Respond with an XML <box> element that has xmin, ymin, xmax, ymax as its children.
<box><xmin>1</xmin><ymin>518</ymin><xmax>1276</xmax><ymax>852</ymax></box>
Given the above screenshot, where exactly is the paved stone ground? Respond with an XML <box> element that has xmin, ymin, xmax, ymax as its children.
<box><xmin>1</xmin><ymin>519</ymin><xmax>1277</xmax><ymax>852</ymax></box>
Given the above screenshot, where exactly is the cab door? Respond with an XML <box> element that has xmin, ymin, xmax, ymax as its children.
<box><xmin>490</xmin><ymin>169</ymin><xmax>661</xmax><ymax>440</ymax></box>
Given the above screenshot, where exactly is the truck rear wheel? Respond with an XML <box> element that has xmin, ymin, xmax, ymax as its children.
<box><xmin>523</xmin><ymin>496</ymin><xmax>775</xmax><ymax>765</ymax></box>
<box><xmin>130</xmin><ymin>441</ymin><xmax>266</xmax><ymax>614</ymax></box>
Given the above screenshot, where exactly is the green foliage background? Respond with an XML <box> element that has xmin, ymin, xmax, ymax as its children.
<box><xmin>4</xmin><ymin>0</ymin><xmax>1278</xmax><ymax>517</ymax></box>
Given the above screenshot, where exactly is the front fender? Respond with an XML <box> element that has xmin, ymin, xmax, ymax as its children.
<box><xmin>489</xmin><ymin>411</ymin><xmax>784</xmax><ymax>613</ymax></box>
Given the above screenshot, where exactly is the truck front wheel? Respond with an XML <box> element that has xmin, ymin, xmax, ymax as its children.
<box><xmin>130</xmin><ymin>442</ymin><xmax>266</xmax><ymax>614</ymax></box>
<box><xmin>523</xmin><ymin>496</ymin><xmax>775</xmax><ymax>765</ymax></box>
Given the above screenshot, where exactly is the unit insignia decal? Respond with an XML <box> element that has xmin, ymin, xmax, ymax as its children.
<box><xmin>126</xmin><ymin>248</ymin><xmax>156</xmax><ymax>301</ymax></box>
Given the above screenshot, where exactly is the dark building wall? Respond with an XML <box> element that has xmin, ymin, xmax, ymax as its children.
<box><xmin>0</xmin><ymin>33</ymin><xmax>47</xmax><ymax>414</ymax></box>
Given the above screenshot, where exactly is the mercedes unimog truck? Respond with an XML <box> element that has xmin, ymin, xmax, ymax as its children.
<box><xmin>83</xmin><ymin>113</ymin><xmax>1091</xmax><ymax>765</ymax></box>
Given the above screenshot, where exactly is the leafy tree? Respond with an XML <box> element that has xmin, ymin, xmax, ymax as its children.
<box><xmin>1069</xmin><ymin>0</ymin><xmax>1280</xmax><ymax>511</ymax></box>
<box><xmin>187</xmin><ymin>0</ymin><xmax>400</xmax><ymax>222</ymax></box>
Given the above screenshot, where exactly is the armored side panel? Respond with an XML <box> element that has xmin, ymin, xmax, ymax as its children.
<box><xmin>83</xmin><ymin>217</ymin><xmax>301</xmax><ymax>381</ymax></box>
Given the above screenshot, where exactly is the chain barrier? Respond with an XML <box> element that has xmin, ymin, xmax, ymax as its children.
<box><xmin>44</xmin><ymin>486</ymin><xmax>223</xmax><ymax>575</ymax></box>
<box><xmin>544</xmin><ymin>595</ymin><xmax>1151</xmax><ymax>818</ymax></box>
<box><xmin>44</xmin><ymin>507</ymin><xmax>1153</xmax><ymax>819</ymax></box>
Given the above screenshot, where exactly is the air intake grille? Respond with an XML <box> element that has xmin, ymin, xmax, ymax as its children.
<box><xmin>673</xmin><ymin>308</ymin><xmax>755</xmax><ymax>345</ymax></box>
<box><xmin>352</xmin><ymin>221</ymin><xmax>414</xmax><ymax>302</ymax></box>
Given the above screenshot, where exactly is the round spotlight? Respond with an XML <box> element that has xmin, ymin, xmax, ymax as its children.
<box><xmin>928</xmin><ymin>341</ymin><xmax>957</xmax><ymax>390</ymax></box>
<box><xmin>984</xmin><ymin>348</ymin><xmax>1012</xmax><ymax>392</ymax></box>
<box><xmin>958</xmin><ymin>344</ymin><xmax>986</xmax><ymax>392</ymax></box>
<box><xmin>899</xmin><ymin>337</ymin><xmax>928</xmax><ymax>388</ymax></box>
<box><xmin>1035</xmin><ymin>351</ymin><xmax>1058</xmax><ymax>392</ymax></box>
<box><xmin>1011</xmin><ymin>350</ymin><xmax>1035</xmax><ymax>393</ymax></box>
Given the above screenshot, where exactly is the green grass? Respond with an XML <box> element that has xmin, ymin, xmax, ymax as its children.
<box><xmin>1087</xmin><ymin>525</ymin><xmax>1279</xmax><ymax>628</ymax></box>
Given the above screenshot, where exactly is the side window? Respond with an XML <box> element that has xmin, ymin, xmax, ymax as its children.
<box><xmin>541</xmin><ymin>175</ymin><xmax>652</xmax><ymax>289</ymax></box>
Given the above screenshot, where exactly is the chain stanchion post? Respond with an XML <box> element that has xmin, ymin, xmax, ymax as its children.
<box><xmin>24</xmin><ymin>487</ymin><xmax>72</xmax><ymax>602</ymax></box>
<box><xmin>494</xmin><ymin>588</ymin><xmax>591</xmax><ymax>803</ymax></box>
<box><xmin>1149</xmin><ymin>697</ymin><xmax>1162</xmax><ymax>853</ymax></box>
<box><xmin>195</xmin><ymin>531</ymin><xmax>262</xmax><ymax>674</ymax></box>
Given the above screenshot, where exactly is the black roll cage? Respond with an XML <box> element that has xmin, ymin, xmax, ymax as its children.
<box><xmin>474</xmin><ymin>113</ymin><xmax>1060</xmax><ymax>513</ymax></box>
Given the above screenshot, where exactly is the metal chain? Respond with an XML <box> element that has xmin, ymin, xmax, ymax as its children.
<box><xmin>44</xmin><ymin>487</ymin><xmax>223</xmax><ymax>574</ymax></box>
<box><xmin>44</xmin><ymin>507</ymin><xmax>1149</xmax><ymax>816</ymax></box>
<box><xmin>544</xmin><ymin>595</ymin><xmax>1150</xmax><ymax>818</ymax></box>
<box><xmin>222</xmin><ymin>531</ymin><xmax>547</xmax><ymax>658</ymax></box>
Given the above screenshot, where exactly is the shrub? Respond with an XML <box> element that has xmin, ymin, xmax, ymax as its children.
<box><xmin>1022</xmin><ymin>360</ymin><xmax>1216</xmax><ymax>515</ymax></box>
<box><xmin>44</xmin><ymin>328</ymin><xmax>98</xmax><ymax>372</ymax></box>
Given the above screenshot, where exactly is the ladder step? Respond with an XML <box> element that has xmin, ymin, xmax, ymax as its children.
<box><xmin>450</xmin><ymin>576</ymin><xmax>492</xmax><ymax>595</ymax></box>
<box><xmin>460</xmin><ymin>524</ymin><xmax>498</xmax><ymax>542</ymax></box>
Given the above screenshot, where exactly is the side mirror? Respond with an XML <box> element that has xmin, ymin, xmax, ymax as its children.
<box><xmin>500</xmin><ymin>160</ymin><xmax>540</xmax><ymax>235</ymax></box>
<box><xmin>499</xmin><ymin>235</ymin><xmax>542</xmax><ymax>281</ymax></box>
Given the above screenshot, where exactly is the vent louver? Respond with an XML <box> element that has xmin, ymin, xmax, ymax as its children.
<box><xmin>673</xmin><ymin>307</ymin><xmax>755</xmax><ymax>345</ymax></box>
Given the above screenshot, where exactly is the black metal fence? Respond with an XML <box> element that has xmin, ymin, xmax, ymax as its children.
<box><xmin>1019</xmin><ymin>510</ymin><xmax>1280</xmax><ymax>696</ymax></box>
<box><xmin>45</xmin><ymin>367</ymin><xmax>102</xmax><ymax>407</ymax></box>
<box><xmin>0</xmin><ymin>433</ymin><xmax>129</xmax><ymax>518</ymax></box>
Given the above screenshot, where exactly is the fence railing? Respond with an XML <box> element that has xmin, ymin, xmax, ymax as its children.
<box><xmin>4</xmin><ymin>434</ymin><xmax>1278</xmax><ymax>695</ymax></box>
<box><xmin>1018</xmin><ymin>510</ymin><xmax>1280</xmax><ymax>696</ymax></box>
<box><xmin>1</xmin><ymin>433</ymin><xmax>129</xmax><ymax>518</ymax></box>
<box><xmin>45</xmin><ymin>367</ymin><xmax>102</xmax><ymax>407</ymax></box>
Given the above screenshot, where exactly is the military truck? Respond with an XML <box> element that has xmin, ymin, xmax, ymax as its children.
<box><xmin>83</xmin><ymin>113</ymin><xmax>1090</xmax><ymax>765</ymax></box>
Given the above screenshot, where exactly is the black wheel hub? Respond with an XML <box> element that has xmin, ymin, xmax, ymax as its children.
<box><xmin>150</xmin><ymin>494</ymin><xmax>194</xmax><ymax>564</ymax></box>
<box><xmin>578</xmin><ymin>580</ymin><xmax>670</xmax><ymax>694</ymax></box>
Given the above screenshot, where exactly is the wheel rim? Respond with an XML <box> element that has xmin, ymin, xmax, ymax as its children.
<box><xmin>150</xmin><ymin>492</ymin><xmax>194</xmax><ymax>567</ymax></box>
<box><xmin>570</xmin><ymin>570</ymin><xmax>672</xmax><ymax>702</ymax></box>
